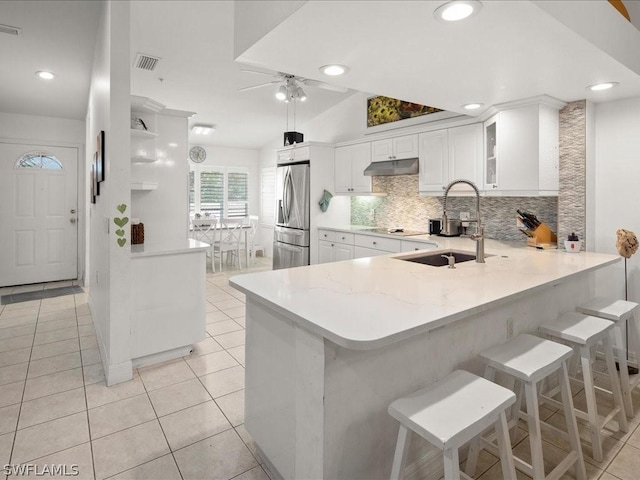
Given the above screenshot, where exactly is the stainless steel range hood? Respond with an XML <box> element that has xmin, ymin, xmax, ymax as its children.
<box><xmin>363</xmin><ymin>158</ymin><xmax>419</xmax><ymax>176</ymax></box>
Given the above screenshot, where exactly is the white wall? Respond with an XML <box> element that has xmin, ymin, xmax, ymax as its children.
<box><xmin>87</xmin><ymin>1</ymin><xmax>133</xmax><ymax>385</ymax></box>
<box><xmin>593</xmin><ymin>96</ymin><xmax>640</xmax><ymax>301</ymax></box>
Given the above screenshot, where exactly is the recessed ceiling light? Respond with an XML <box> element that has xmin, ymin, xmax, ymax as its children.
<box><xmin>320</xmin><ymin>64</ymin><xmax>349</xmax><ymax>76</ymax></box>
<box><xmin>168</xmin><ymin>142</ymin><xmax>178</xmax><ymax>148</ymax></box>
<box><xmin>191</xmin><ymin>124</ymin><xmax>215</xmax><ymax>135</ymax></box>
<box><xmin>35</xmin><ymin>71</ymin><xmax>55</xmax><ymax>80</ymax></box>
<box><xmin>434</xmin><ymin>0</ymin><xmax>482</xmax><ymax>22</ymax></box>
<box><xmin>587</xmin><ymin>82</ymin><xmax>619</xmax><ymax>91</ymax></box>
<box><xmin>462</xmin><ymin>103</ymin><xmax>483</xmax><ymax>110</ymax></box>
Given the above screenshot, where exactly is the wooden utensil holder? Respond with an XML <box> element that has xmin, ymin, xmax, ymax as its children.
<box><xmin>131</xmin><ymin>223</ymin><xmax>145</xmax><ymax>245</ymax></box>
<box><xmin>526</xmin><ymin>223</ymin><xmax>557</xmax><ymax>248</ymax></box>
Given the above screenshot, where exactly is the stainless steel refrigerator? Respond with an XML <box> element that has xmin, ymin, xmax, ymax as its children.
<box><xmin>273</xmin><ymin>160</ymin><xmax>310</xmax><ymax>269</ymax></box>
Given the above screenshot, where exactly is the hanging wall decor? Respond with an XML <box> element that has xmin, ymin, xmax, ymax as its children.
<box><xmin>367</xmin><ymin>96</ymin><xmax>442</xmax><ymax>127</ymax></box>
<box><xmin>114</xmin><ymin>204</ymin><xmax>129</xmax><ymax>247</ymax></box>
<box><xmin>96</xmin><ymin>130</ymin><xmax>105</xmax><ymax>183</ymax></box>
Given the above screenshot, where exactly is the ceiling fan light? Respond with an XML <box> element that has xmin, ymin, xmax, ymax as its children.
<box><xmin>276</xmin><ymin>85</ymin><xmax>288</xmax><ymax>101</ymax></box>
<box><xmin>587</xmin><ymin>82</ymin><xmax>619</xmax><ymax>91</ymax></box>
<box><xmin>294</xmin><ymin>86</ymin><xmax>307</xmax><ymax>102</ymax></box>
<box><xmin>434</xmin><ymin>1</ymin><xmax>482</xmax><ymax>22</ymax></box>
<box><xmin>191</xmin><ymin>124</ymin><xmax>215</xmax><ymax>135</ymax></box>
<box><xmin>320</xmin><ymin>64</ymin><xmax>349</xmax><ymax>76</ymax></box>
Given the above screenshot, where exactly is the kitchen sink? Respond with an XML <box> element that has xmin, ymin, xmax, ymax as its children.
<box><xmin>396</xmin><ymin>250</ymin><xmax>478</xmax><ymax>267</ymax></box>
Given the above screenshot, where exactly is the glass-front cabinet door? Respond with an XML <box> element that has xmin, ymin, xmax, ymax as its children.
<box><xmin>484</xmin><ymin>114</ymin><xmax>498</xmax><ymax>191</ymax></box>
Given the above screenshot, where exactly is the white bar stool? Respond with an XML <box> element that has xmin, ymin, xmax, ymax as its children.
<box><xmin>388</xmin><ymin>370</ymin><xmax>516</xmax><ymax>480</ymax></box>
<box><xmin>472</xmin><ymin>334</ymin><xmax>586</xmax><ymax>480</ymax></box>
<box><xmin>577</xmin><ymin>297</ymin><xmax>640</xmax><ymax>417</ymax></box>
<box><xmin>540</xmin><ymin>312</ymin><xmax>629</xmax><ymax>463</ymax></box>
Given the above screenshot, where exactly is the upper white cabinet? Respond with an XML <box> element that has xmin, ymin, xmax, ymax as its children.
<box><xmin>277</xmin><ymin>146</ymin><xmax>310</xmax><ymax>164</ymax></box>
<box><xmin>419</xmin><ymin>124</ymin><xmax>483</xmax><ymax>195</ymax></box>
<box><xmin>371</xmin><ymin>134</ymin><xmax>418</xmax><ymax>162</ymax></box>
<box><xmin>335</xmin><ymin>143</ymin><xmax>372</xmax><ymax>194</ymax></box>
<box><xmin>483</xmin><ymin>103</ymin><xmax>560</xmax><ymax>195</ymax></box>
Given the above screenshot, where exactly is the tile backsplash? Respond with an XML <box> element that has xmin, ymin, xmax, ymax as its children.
<box><xmin>350</xmin><ymin>175</ymin><xmax>558</xmax><ymax>242</ymax></box>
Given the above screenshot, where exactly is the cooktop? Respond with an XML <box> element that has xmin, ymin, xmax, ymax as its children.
<box><xmin>363</xmin><ymin>228</ymin><xmax>429</xmax><ymax>237</ymax></box>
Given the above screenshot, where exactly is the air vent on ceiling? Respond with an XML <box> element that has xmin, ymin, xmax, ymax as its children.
<box><xmin>133</xmin><ymin>53</ymin><xmax>161</xmax><ymax>71</ymax></box>
<box><xmin>0</xmin><ymin>24</ymin><xmax>21</xmax><ymax>36</ymax></box>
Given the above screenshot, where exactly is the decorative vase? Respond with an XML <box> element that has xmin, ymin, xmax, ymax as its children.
<box><xmin>564</xmin><ymin>240</ymin><xmax>582</xmax><ymax>253</ymax></box>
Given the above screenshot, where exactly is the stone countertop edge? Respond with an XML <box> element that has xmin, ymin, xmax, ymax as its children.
<box><xmin>131</xmin><ymin>238</ymin><xmax>210</xmax><ymax>258</ymax></box>
<box><xmin>229</xmin><ymin>248</ymin><xmax>620</xmax><ymax>351</ymax></box>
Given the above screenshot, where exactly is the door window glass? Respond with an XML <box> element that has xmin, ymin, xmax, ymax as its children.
<box><xmin>16</xmin><ymin>153</ymin><xmax>63</xmax><ymax>170</ymax></box>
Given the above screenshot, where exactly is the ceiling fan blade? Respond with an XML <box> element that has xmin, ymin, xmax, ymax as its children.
<box><xmin>301</xmin><ymin>78</ymin><xmax>349</xmax><ymax>93</ymax></box>
<box><xmin>237</xmin><ymin>80</ymin><xmax>280</xmax><ymax>92</ymax></box>
<box><xmin>240</xmin><ymin>69</ymin><xmax>278</xmax><ymax>78</ymax></box>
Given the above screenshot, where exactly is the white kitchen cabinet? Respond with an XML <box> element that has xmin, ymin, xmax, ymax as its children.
<box><xmin>419</xmin><ymin>124</ymin><xmax>483</xmax><ymax>195</ymax></box>
<box><xmin>353</xmin><ymin>234</ymin><xmax>402</xmax><ymax>258</ymax></box>
<box><xmin>483</xmin><ymin>103</ymin><xmax>560</xmax><ymax>195</ymax></box>
<box><xmin>277</xmin><ymin>146</ymin><xmax>310</xmax><ymax>164</ymax></box>
<box><xmin>318</xmin><ymin>229</ymin><xmax>355</xmax><ymax>263</ymax></box>
<box><xmin>371</xmin><ymin>134</ymin><xmax>418</xmax><ymax>162</ymax></box>
<box><xmin>400</xmin><ymin>239</ymin><xmax>438</xmax><ymax>252</ymax></box>
<box><xmin>335</xmin><ymin>143</ymin><xmax>372</xmax><ymax>194</ymax></box>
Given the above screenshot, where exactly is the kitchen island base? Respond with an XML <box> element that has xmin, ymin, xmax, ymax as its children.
<box><xmin>244</xmin><ymin>275</ymin><xmax>595</xmax><ymax>480</ymax></box>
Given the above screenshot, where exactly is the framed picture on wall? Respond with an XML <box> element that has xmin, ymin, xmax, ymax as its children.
<box><xmin>96</xmin><ymin>130</ymin><xmax>105</xmax><ymax>183</ymax></box>
<box><xmin>91</xmin><ymin>152</ymin><xmax>99</xmax><ymax>203</ymax></box>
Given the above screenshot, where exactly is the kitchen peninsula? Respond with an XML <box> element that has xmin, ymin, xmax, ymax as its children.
<box><xmin>230</xmin><ymin>240</ymin><xmax>619</xmax><ymax>480</ymax></box>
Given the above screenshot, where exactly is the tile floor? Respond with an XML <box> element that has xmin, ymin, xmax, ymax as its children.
<box><xmin>3</xmin><ymin>259</ymin><xmax>640</xmax><ymax>479</ymax></box>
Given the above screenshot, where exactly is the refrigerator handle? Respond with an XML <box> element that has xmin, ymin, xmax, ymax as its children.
<box><xmin>283</xmin><ymin>169</ymin><xmax>292</xmax><ymax>223</ymax></box>
<box><xmin>277</xmin><ymin>243</ymin><xmax>304</xmax><ymax>253</ymax></box>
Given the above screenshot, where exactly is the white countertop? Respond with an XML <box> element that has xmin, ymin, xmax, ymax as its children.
<box><xmin>131</xmin><ymin>238</ymin><xmax>210</xmax><ymax>258</ymax></box>
<box><xmin>230</xmin><ymin>238</ymin><xmax>620</xmax><ymax>350</ymax></box>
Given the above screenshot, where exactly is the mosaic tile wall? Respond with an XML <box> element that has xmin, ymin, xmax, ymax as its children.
<box><xmin>351</xmin><ymin>175</ymin><xmax>558</xmax><ymax>242</ymax></box>
<box><xmin>558</xmin><ymin>100</ymin><xmax>586</xmax><ymax>248</ymax></box>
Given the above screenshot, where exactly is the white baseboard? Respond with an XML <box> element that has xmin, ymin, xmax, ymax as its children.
<box><xmin>132</xmin><ymin>345</ymin><xmax>193</xmax><ymax>369</ymax></box>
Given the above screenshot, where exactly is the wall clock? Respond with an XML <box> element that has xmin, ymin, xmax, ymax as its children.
<box><xmin>189</xmin><ymin>146</ymin><xmax>206</xmax><ymax>163</ymax></box>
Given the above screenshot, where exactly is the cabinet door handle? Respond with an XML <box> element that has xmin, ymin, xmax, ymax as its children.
<box><xmin>373</xmin><ymin>241</ymin><xmax>377</xmax><ymax>245</ymax></box>
<box><xmin>331</xmin><ymin>244</ymin><xmax>334</xmax><ymax>247</ymax></box>
<box><xmin>341</xmin><ymin>236</ymin><xmax>345</xmax><ymax>240</ymax></box>
<box><xmin>493</xmin><ymin>184</ymin><xmax>498</xmax><ymax>189</ymax></box>
<box><xmin>415</xmin><ymin>248</ymin><xmax>419</xmax><ymax>251</ymax></box>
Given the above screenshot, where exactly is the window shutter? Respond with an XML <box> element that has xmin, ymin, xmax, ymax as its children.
<box><xmin>188</xmin><ymin>171</ymin><xmax>195</xmax><ymax>215</ymax></box>
<box><xmin>227</xmin><ymin>171</ymin><xmax>249</xmax><ymax>218</ymax></box>
<box><xmin>199</xmin><ymin>171</ymin><xmax>224</xmax><ymax>218</ymax></box>
<box><xmin>261</xmin><ymin>167</ymin><xmax>276</xmax><ymax>226</ymax></box>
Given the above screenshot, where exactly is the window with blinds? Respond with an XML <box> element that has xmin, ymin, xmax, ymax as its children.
<box><xmin>189</xmin><ymin>166</ymin><xmax>249</xmax><ymax>219</ymax></box>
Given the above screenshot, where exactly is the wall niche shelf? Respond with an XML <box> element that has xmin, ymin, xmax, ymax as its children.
<box><xmin>131</xmin><ymin>156</ymin><xmax>158</xmax><ymax>164</ymax></box>
<box><xmin>131</xmin><ymin>182</ymin><xmax>158</xmax><ymax>191</ymax></box>
<box><xmin>131</xmin><ymin>129</ymin><xmax>158</xmax><ymax>139</ymax></box>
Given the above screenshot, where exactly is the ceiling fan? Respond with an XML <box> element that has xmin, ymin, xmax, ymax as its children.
<box><xmin>238</xmin><ymin>70</ymin><xmax>349</xmax><ymax>102</ymax></box>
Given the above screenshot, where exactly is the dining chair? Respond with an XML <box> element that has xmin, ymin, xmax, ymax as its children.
<box><xmin>248</xmin><ymin>215</ymin><xmax>265</xmax><ymax>264</ymax></box>
<box><xmin>213</xmin><ymin>218</ymin><xmax>243</xmax><ymax>271</ymax></box>
<box><xmin>190</xmin><ymin>215</ymin><xmax>217</xmax><ymax>267</ymax></box>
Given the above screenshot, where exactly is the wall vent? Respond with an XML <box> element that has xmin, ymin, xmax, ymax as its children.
<box><xmin>133</xmin><ymin>53</ymin><xmax>161</xmax><ymax>71</ymax></box>
<box><xmin>0</xmin><ymin>24</ymin><xmax>21</xmax><ymax>36</ymax></box>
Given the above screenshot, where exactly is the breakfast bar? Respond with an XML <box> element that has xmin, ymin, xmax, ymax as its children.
<box><xmin>230</xmin><ymin>240</ymin><xmax>620</xmax><ymax>480</ymax></box>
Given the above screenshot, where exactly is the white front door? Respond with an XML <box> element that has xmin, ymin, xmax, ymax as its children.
<box><xmin>0</xmin><ymin>142</ymin><xmax>79</xmax><ymax>287</ymax></box>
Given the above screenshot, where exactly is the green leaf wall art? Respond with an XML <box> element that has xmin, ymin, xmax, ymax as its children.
<box><xmin>114</xmin><ymin>204</ymin><xmax>128</xmax><ymax>247</ymax></box>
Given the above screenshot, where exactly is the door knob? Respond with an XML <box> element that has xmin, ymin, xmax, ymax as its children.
<box><xmin>70</xmin><ymin>218</ymin><xmax>76</xmax><ymax>223</ymax></box>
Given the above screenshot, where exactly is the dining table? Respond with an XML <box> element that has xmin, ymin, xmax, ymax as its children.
<box><xmin>189</xmin><ymin>217</ymin><xmax>251</xmax><ymax>269</ymax></box>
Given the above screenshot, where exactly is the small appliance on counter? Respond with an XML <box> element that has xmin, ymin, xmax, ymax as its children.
<box><xmin>429</xmin><ymin>218</ymin><xmax>462</xmax><ymax>237</ymax></box>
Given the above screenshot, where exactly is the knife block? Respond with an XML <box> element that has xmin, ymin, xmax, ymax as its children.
<box><xmin>527</xmin><ymin>223</ymin><xmax>557</xmax><ymax>248</ymax></box>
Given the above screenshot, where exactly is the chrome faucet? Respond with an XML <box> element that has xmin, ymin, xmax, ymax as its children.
<box><xmin>442</xmin><ymin>179</ymin><xmax>485</xmax><ymax>263</ymax></box>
